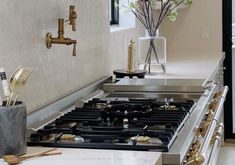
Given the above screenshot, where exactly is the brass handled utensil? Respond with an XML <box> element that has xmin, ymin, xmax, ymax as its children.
<box><xmin>6</xmin><ymin>67</ymin><xmax>33</xmax><ymax>106</ymax></box>
<box><xmin>12</xmin><ymin>67</ymin><xmax>33</xmax><ymax>106</ymax></box>
<box><xmin>6</xmin><ymin>66</ymin><xmax>24</xmax><ymax>106</ymax></box>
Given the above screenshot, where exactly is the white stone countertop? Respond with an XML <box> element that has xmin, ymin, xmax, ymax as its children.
<box><xmin>0</xmin><ymin>147</ymin><xmax>162</xmax><ymax>165</ymax></box>
<box><xmin>113</xmin><ymin>53</ymin><xmax>224</xmax><ymax>89</ymax></box>
<box><xmin>144</xmin><ymin>53</ymin><xmax>224</xmax><ymax>83</ymax></box>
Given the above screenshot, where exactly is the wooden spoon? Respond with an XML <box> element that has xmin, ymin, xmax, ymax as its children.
<box><xmin>3</xmin><ymin>148</ymin><xmax>60</xmax><ymax>165</ymax></box>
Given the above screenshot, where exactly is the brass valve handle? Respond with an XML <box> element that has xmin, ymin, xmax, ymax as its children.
<box><xmin>73</xmin><ymin>41</ymin><xmax>77</xmax><ymax>57</ymax></box>
<box><xmin>67</xmin><ymin>5</ymin><xmax>77</xmax><ymax>31</ymax></box>
<box><xmin>71</xmin><ymin>10</ymin><xmax>77</xmax><ymax>31</ymax></box>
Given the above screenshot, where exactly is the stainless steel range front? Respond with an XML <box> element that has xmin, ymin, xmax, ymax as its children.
<box><xmin>27</xmin><ymin>78</ymin><xmax>228</xmax><ymax>165</ymax></box>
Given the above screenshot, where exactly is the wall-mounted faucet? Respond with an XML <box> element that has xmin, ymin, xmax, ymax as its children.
<box><xmin>46</xmin><ymin>19</ymin><xmax>77</xmax><ymax>56</ymax></box>
<box><xmin>66</xmin><ymin>5</ymin><xmax>77</xmax><ymax>31</ymax></box>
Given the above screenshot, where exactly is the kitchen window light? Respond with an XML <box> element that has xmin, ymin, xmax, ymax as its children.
<box><xmin>110</xmin><ymin>0</ymin><xmax>119</xmax><ymax>25</ymax></box>
<box><xmin>110</xmin><ymin>0</ymin><xmax>135</xmax><ymax>32</ymax></box>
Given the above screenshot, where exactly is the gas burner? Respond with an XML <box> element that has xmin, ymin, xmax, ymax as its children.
<box><xmin>160</xmin><ymin>104</ymin><xmax>177</xmax><ymax>110</ymax></box>
<box><xmin>159</xmin><ymin>98</ymin><xmax>177</xmax><ymax>110</ymax></box>
<box><xmin>102</xmin><ymin>103</ymin><xmax>152</xmax><ymax>118</ymax></box>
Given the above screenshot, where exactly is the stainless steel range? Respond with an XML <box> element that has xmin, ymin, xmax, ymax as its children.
<box><xmin>27</xmin><ymin>78</ymin><xmax>228</xmax><ymax>165</ymax></box>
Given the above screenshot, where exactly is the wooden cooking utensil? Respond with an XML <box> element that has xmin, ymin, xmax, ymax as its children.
<box><xmin>3</xmin><ymin>148</ymin><xmax>60</xmax><ymax>165</ymax></box>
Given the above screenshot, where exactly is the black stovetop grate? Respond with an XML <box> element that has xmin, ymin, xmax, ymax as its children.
<box><xmin>28</xmin><ymin>98</ymin><xmax>194</xmax><ymax>152</ymax></box>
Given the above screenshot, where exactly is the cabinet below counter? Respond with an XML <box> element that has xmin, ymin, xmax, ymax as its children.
<box><xmin>0</xmin><ymin>147</ymin><xmax>162</xmax><ymax>165</ymax></box>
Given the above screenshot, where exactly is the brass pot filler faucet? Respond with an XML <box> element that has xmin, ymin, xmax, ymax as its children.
<box><xmin>46</xmin><ymin>5</ymin><xmax>77</xmax><ymax>57</ymax></box>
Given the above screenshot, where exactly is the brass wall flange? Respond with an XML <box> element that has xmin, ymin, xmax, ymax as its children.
<box><xmin>46</xmin><ymin>33</ymin><xmax>52</xmax><ymax>49</ymax></box>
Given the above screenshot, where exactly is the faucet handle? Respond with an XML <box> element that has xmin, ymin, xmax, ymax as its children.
<box><xmin>73</xmin><ymin>41</ymin><xmax>77</xmax><ymax>57</ymax></box>
<box><xmin>69</xmin><ymin>5</ymin><xmax>77</xmax><ymax>31</ymax></box>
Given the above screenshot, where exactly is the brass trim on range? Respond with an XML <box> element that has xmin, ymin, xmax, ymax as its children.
<box><xmin>196</xmin><ymin>110</ymin><xmax>214</xmax><ymax>136</ymax></box>
<box><xmin>210</xmin><ymin>123</ymin><xmax>224</xmax><ymax>144</ymax></box>
<box><xmin>183</xmin><ymin>86</ymin><xmax>228</xmax><ymax>165</ymax></box>
<box><xmin>213</xmin><ymin>90</ymin><xmax>222</xmax><ymax>99</ymax></box>
<box><xmin>184</xmin><ymin>154</ymin><xmax>205</xmax><ymax>165</ymax></box>
<box><xmin>209</xmin><ymin>100</ymin><xmax>218</xmax><ymax>112</ymax></box>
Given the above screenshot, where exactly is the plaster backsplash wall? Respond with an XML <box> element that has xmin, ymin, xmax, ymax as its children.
<box><xmin>0</xmin><ymin>0</ymin><xmax>222</xmax><ymax>113</ymax></box>
<box><xmin>0</xmin><ymin>0</ymin><xmax>139</xmax><ymax>113</ymax></box>
<box><xmin>160</xmin><ymin>0</ymin><xmax>222</xmax><ymax>58</ymax></box>
<box><xmin>108</xmin><ymin>28</ymin><xmax>140</xmax><ymax>74</ymax></box>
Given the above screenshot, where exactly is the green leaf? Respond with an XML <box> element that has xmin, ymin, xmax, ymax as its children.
<box><xmin>150</xmin><ymin>0</ymin><xmax>157</xmax><ymax>6</ymax></box>
<box><xmin>184</xmin><ymin>0</ymin><xmax>193</xmax><ymax>5</ymax></box>
<box><xmin>171</xmin><ymin>8</ymin><xmax>178</xmax><ymax>16</ymax></box>
<box><xmin>114</xmin><ymin>2</ymin><xmax>119</xmax><ymax>8</ymax></box>
<box><xmin>168</xmin><ymin>8</ymin><xmax>178</xmax><ymax>22</ymax></box>
<box><xmin>168</xmin><ymin>15</ymin><xmax>177</xmax><ymax>22</ymax></box>
<box><xmin>173</xmin><ymin>0</ymin><xmax>181</xmax><ymax>4</ymax></box>
<box><xmin>187</xmin><ymin>0</ymin><xmax>193</xmax><ymax>5</ymax></box>
<box><xmin>129</xmin><ymin>2</ymin><xmax>136</xmax><ymax>9</ymax></box>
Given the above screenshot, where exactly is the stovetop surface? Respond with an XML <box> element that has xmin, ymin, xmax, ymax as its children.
<box><xmin>28</xmin><ymin>98</ymin><xmax>195</xmax><ymax>152</ymax></box>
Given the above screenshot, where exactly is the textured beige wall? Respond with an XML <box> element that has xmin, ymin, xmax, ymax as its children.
<box><xmin>159</xmin><ymin>0</ymin><xmax>222</xmax><ymax>58</ymax></box>
<box><xmin>108</xmin><ymin>28</ymin><xmax>140</xmax><ymax>74</ymax></box>
<box><xmin>0</xmin><ymin>0</ymin><xmax>221</xmax><ymax>113</ymax></box>
<box><xmin>0</xmin><ymin>0</ymin><xmax>139</xmax><ymax>113</ymax></box>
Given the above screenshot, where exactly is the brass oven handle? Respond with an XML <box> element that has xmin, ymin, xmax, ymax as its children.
<box><xmin>210</xmin><ymin>123</ymin><xmax>223</xmax><ymax>144</ymax></box>
<box><xmin>184</xmin><ymin>124</ymin><xmax>224</xmax><ymax>165</ymax></box>
<box><xmin>207</xmin><ymin>123</ymin><xmax>224</xmax><ymax>164</ymax></box>
<box><xmin>199</xmin><ymin>86</ymin><xmax>228</xmax><ymax>162</ymax></box>
<box><xmin>184</xmin><ymin>87</ymin><xmax>228</xmax><ymax>165</ymax></box>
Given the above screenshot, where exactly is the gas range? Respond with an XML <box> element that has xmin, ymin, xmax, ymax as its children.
<box><xmin>27</xmin><ymin>77</ymin><xmax>226</xmax><ymax>165</ymax></box>
<box><xmin>28</xmin><ymin>97</ymin><xmax>195</xmax><ymax>152</ymax></box>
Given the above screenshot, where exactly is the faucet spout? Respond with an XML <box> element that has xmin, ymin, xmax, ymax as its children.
<box><xmin>46</xmin><ymin>19</ymin><xmax>77</xmax><ymax>56</ymax></box>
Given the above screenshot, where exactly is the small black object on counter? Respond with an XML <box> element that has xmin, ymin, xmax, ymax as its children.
<box><xmin>113</xmin><ymin>69</ymin><xmax>147</xmax><ymax>78</ymax></box>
